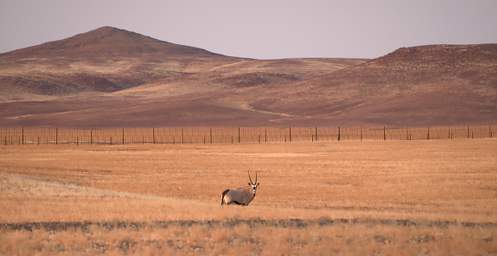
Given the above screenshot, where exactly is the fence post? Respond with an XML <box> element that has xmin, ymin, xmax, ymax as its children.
<box><xmin>181</xmin><ymin>128</ymin><xmax>184</xmax><ymax>144</ymax></box>
<box><xmin>122</xmin><ymin>128</ymin><xmax>125</xmax><ymax>145</ymax></box>
<box><xmin>258</xmin><ymin>135</ymin><xmax>261</xmax><ymax>144</ymax></box>
<box><xmin>4</xmin><ymin>136</ymin><xmax>6</xmax><ymax>146</ymax></box>
<box><xmin>77</xmin><ymin>136</ymin><xmax>79</xmax><ymax>146</ymax></box>
<box><xmin>489</xmin><ymin>125</ymin><xmax>492</xmax><ymax>138</ymax></box>
<box><xmin>467</xmin><ymin>126</ymin><xmax>470</xmax><ymax>139</ymax></box>
<box><xmin>427</xmin><ymin>127</ymin><xmax>430</xmax><ymax>140</ymax></box>
<box><xmin>289</xmin><ymin>127</ymin><xmax>292</xmax><ymax>142</ymax></box>
<box><xmin>383</xmin><ymin>126</ymin><xmax>386</xmax><ymax>141</ymax></box>
<box><xmin>491</xmin><ymin>125</ymin><xmax>493</xmax><ymax>138</ymax></box>
<box><xmin>37</xmin><ymin>136</ymin><xmax>40</xmax><ymax>145</ymax></box>
<box><xmin>210</xmin><ymin>128</ymin><xmax>213</xmax><ymax>144</ymax></box>
<box><xmin>360</xmin><ymin>127</ymin><xmax>363</xmax><ymax>141</ymax></box>
<box><xmin>90</xmin><ymin>129</ymin><xmax>93</xmax><ymax>144</ymax></box>
<box><xmin>55</xmin><ymin>128</ymin><xmax>58</xmax><ymax>145</ymax></box>
<box><xmin>21</xmin><ymin>127</ymin><xmax>24</xmax><ymax>145</ymax></box>
<box><xmin>337</xmin><ymin>126</ymin><xmax>341</xmax><ymax>141</ymax></box>
<box><xmin>238</xmin><ymin>127</ymin><xmax>241</xmax><ymax>143</ymax></box>
<box><xmin>152</xmin><ymin>128</ymin><xmax>156</xmax><ymax>144</ymax></box>
<box><xmin>265</xmin><ymin>128</ymin><xmax>268</xmax><ymax>143</ymax></box>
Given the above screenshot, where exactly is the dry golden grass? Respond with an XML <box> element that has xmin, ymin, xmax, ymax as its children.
<box><xmin>2</xmin><ymin>221</ymin><xmax>496</xmax><ymax>256</ymax></box>
<box><xmin>1</xmin><ymin>139</ymin><xmax>497</xmax><ymax>255</ymax></box>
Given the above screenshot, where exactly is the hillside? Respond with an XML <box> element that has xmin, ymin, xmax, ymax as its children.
<box><xmin>0</xmin><ymin>26</ymin><xmax>239</xmax><ymax>98</ymax></box>
<box><xmin>244</xmin><ymin>44</ymin><xmax>497</xmax><ymax>125</ymax></box>
<box><xmin>0</xmin><ymin>26</ymin><xmax>224</xmax><ymax>60</ymax></box>
<box><xmin>0</xmin><ymin>27</ymin><xmax>496</xmax><ymax>127</ymax></box>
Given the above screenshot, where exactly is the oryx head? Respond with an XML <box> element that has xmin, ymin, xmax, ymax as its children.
<box><xmin>248</xmin><ymin>171</ymin><xmax>260</xmax><ymax>194</ymax></box>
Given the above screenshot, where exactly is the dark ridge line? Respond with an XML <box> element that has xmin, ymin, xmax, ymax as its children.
<box><xmin>1</xmin><ymin>218</ymin><xmax>496</xmax><ymax>232</ymax></box>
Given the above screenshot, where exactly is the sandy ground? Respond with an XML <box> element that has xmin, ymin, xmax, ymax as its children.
<box><xmin>0</xmin><ymin>139</ymin><xmax>496</xmax><ymax>255</ymax></box>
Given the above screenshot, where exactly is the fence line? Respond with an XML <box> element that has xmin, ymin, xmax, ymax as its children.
<box><xmin>0</xmin><ymin>125</ymin><xmax>495</xmax><ymax>146</ymax></box>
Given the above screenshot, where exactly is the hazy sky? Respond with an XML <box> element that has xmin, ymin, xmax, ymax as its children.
<box><xmin>1</xmin><ymin>0</ymin><xmax>496</xmax><ymax>59</ymax></box>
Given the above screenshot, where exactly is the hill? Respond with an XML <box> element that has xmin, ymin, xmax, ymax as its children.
<box><xmin>287</xmin><ymin>44</ymin><xmax>497</xmax><ymax>125</ymax></box>
<box><xmin>0</xmin><ymin>27</ymin><xmax>495</xmax><ymax>127</ymax></box>
<box><xmin>0</xmin><ymin>26</ymin><xmax>224</xmax><ymax>60</ymax></box>
<box><xmin>0</xmin><ymin>26</ymin><xmax>239</xmax><ymax>98</ymax></box>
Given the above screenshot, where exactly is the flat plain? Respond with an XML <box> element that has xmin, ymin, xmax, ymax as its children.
<box><xmin>1</xmin><ymin>139</ymin><xmax>497</xmax><ymax>255</ymax></box>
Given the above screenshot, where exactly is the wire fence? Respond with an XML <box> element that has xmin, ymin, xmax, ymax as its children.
<box><xmin>0</xmin><ymin>125</ymin><xmax>495</xmax><ymax>145</ymax></box>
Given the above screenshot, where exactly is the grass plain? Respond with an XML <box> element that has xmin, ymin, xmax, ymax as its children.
<box><xmin>1</xmin><ymin>139</ymin><xmax>497</xmax><ymax>255</ymax></box>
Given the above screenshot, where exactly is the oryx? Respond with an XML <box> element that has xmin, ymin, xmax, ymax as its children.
<box><xmin>221</xmin><ymin>171</ymin><xmax>260</xmax><ymax>206</ymax></box>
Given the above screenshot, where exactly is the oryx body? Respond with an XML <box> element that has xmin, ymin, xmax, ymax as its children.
<box><xmin>221</xmin><ymin>171</ymin><xmax>259</xmax><ymax>206</ymax></box>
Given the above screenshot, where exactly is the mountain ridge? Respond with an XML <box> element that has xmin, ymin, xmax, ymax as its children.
<box><xmin>0</xmin><ymin>26</ymin><xmax>228</xmax><ymax>59</ymax></box>
<box><xmin>0</xmin><ymin>26</ymin><xmax>496</xmax><ymax>127</ymax></box>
